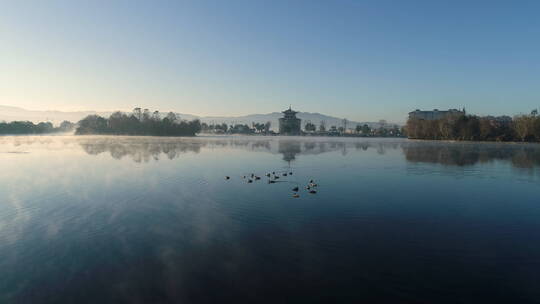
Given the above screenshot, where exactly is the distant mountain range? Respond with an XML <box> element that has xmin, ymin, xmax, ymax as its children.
<box><xmin>0</xmin><ymin>105</ymin><xmax>398</xmax><ymax>130</ymax></box>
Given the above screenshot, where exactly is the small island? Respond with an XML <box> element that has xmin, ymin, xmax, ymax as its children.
<box><xmin>76</xmin><ymin>108</ymin><xmax>201</xmax><ymax>136</ymax></box>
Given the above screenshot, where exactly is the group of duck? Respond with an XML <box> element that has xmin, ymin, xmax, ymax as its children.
<box><xmin>291</xmin><ymin>179</ymin><xmax>318</xmax><ymax>198</ymax></box>
<box><xmin>224</xmin><ymin>172</ymin><xmax>318</xmax><ymax>198</ymax></box>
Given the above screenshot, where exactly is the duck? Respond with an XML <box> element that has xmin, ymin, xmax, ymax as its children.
<box><xmin>306</xmin><ymin>186</ymin><xmax>311</xmax><ymax>190</ymax></box>
<box><xmin>292</xmin><ymin>193</ymin><xmax>300</xmax><ymax>198</ymax></box>
<box><xmin>283</xmin><ymin>173</ymin><xmax>288</xmax><ymax>176</ymax></box>
<box><xmin>309</xmin><ymin>179</ymin><xmax>314</xmax><ymax>183</ymax></box>
<box><xmin>225</xmin><ymin>176</ymin><xmax>230</xmax><ymax>180</ymax></box>
<box><xmin>272</xmin><ymin>171</ymin><xmax>275</xmax><ymax>175</ymax></box>
<box><xmin>266</xmin><ymin>173</ymin><xmax>271</xmax><ymax>177</ymax></box>
<box><xmin>309</xmin><ymin>189</ymin><xmax>317</xmax><ymax>194</ymax></box>
<box><xmin>268</xmin><ymin>180</ymin><xmax>276</xmax><ymax>184</ymax></box>
<box><xmin>247</xmin><ymin>179</ymin><xmax>253</xmax><ymax>183</ymax></box>
<box><xmin>274</xmin><ymin>176</ymin><xmax>280</xmax><ymax>179</ymax></box>
<box><xmin>292</xmin><ymin>186</ymin><xmax>299</xmax><ymax>192</ymax></box>
<box><xmin>255</xmin><ymin>176</ymin><xmax>261</xmax><ymax>180</ymax></box>
<box><xmin>289</xmin><ymin>172</ymin><xmax>293</xmax><ymax>175</ymax></box>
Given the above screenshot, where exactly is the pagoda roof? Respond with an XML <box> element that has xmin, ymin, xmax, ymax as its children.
<box><xmin>282</xmin><ymin>107</ymin><xmax>298</xmax><ymax>114</ymax></box>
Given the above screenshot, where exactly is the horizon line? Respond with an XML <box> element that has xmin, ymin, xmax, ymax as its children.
<box><xmin>0</xmin><ymin>104</ymin><xmax>401</xmax><ymax>123</ymax></box>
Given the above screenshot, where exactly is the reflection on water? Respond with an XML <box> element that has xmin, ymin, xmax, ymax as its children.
<box><xmin>74</xmin><ymin>137</ymin><xmax>405</xmax><ymax>163</ymax></box>
<box><xmin>1</xmin><ymin>135</ymin><xmax>540</xmax><ymax>303</ymax></box>
<box><xmin>403</xmin><ymin>141</ymin><xmax>540</xmax><ymax>169</ymax></box>
<box><xmin>3</xmin><ymin>135</ymin><xmax>529</xmax><ymax>171</ymax></box>
<box><xmin>3</xmin><ymin>136</ymin><xmax>539</xmax><ymax>170</ymax></box>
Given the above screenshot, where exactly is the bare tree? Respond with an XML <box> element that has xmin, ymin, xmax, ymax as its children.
<box><xmin>319</xmin><ymin>120</ymin><xmax>326</xmax><ymax>132</ymax></box>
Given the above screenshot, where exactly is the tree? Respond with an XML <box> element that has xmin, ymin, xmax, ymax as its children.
<box><xmin>438</xmin><ymin>117</ymin><xmax>453</xmax><ymax>139</ymax></box>
<box><xmin>201</xmin><ymin>122</ymin><xmax>209</xmax><ymax>132</ymax></box>
<box><xmin>152</xmin><ymin>111</ymin><xmax>160</xmax><ymax>121</ymax></box>
<box><xmin>230</xmin><ymin>124</ymin><xmax>253</xmax><ymax>134</ymax></box>
<box><xmin>533</xmin><ymin>116</ymin><xmax>540</xmax><ymax>141</ymax></box>
<box><xmin>479</xmin><ymin>117</ymin><xmax>493</xmax><ymax>140</ymax></box>
<box><xmin>36</xmin><ymin>122</ymin><xmax>54</xmax><ymax>133</ymax></box>
<box><xmin>319</xmin><ymin>120</ymin><xmax>326</xmax><ymax>132</ymax></box>
<box><xmin>75</xmin><ymin>108</ymin><xmax>201</xmax><ymax>136</ymax></box>
<box><xmin>376</xmin><ymin>127</ymin><xmax>387</xmax><ymax>137</ymax></box>
<box><xmin>391</xmin><ymin>126</ymin><xmax>400</xmax><ymax>136</ymax></box>
<box><xmin>264</xmin><ymin>121</ymin><xmax>271</xmax><ymax>133</ymax></box>
<box><xmin>76</xmin><ymin>115</ymin><xmax>109</xmax><ymax>134</ymax></box>
<box><xmin>404</xmin><ymin>112</ymin><xmax>540</xmax><ymax>142</ymax></box>
<box><xmin>133</xmin><ymin>108</ymin><xmax>142</xmax><ymax>121</ymax></box>
<box><xmin>142</xmin><ymin>109</ymin><xmax>151</xmax><ymax>121</ymax></box>
<box><xmin>59</xmin><ymin>121</ymin><xmax>75</xmax><ymax>132</ymax></box>
<box><xmin>252</xmin><ymin>122</ymin><xmax>265</xmax><ymax>133</ymax></box>
<box><xmin>166</xmin><ymin>112</ymin><xmax>177</xmax><ymax>123</ymax></box>
<box><xmin>514</xmin><ymin>114</ymin><xmax>534</xmax><ymax>142</ymax></box>
<box><xmin>216</xmin><ymin>123</ymin><xmax>228</xmax><ymax>133</ymax></box>
<box><xmin>305</xmin><ymin>121</ymin><xmax>316</xmax><ymax>132</ymax></box>
<box><xmin>361</xmin><ymin>124</ymin><xmax>371</xmax><ymax>136</ymax></box>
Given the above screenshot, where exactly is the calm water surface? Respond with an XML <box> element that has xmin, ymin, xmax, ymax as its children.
<box><xmin>0</xmin><ymin>136</ymin><xmax>539</xmax><ymax>303</ymax></box>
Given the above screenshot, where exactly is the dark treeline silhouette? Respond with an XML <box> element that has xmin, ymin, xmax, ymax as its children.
<box><xmin>406</xmin><ymin>110</ymin><xmax>540</xmax><ymax>142</ymax></box>
<box><xmin>200</xmin><ymin>121</ymin><xmax>272</xmax><ymax>134</ymax></box>
<box><xmin>0</xmin><ymin>120</ymin><xmax>75</xmax><ymax>135</ymax></box>
<box><xmin>305</xmin><ymin>121</ymin><xmax>403</xmax><ymax>137</ymax></box>
<box><xmin>76</xmin><ymin>108</ymin><xmax>201</xmax><ymax>136</ymax></box>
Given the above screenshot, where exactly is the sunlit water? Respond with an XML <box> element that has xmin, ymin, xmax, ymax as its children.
<box><xmin>1</xmin><ymin>136</ymin><xmax>539</xmax><ymax>303</ymax></box>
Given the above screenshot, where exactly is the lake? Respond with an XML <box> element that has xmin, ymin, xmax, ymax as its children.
<box><xmin>0</xmin><ymin>135</ymin><xmax>539</xmax><ymax>303</ymax></box>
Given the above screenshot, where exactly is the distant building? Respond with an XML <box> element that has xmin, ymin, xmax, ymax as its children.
<box><xmin>408</xmin><ymin>108</ymin><xmax>465</xmax><ymax>120</ymax></box>
<box><xmin>279</xmin><ymin>107</ymin><xmax>302</xmax><ymax>135</ymax></box>
<box><xmin>484</xmin><ymin>115</ymin><xmax>512</xmax><ymax>123</ymax></box>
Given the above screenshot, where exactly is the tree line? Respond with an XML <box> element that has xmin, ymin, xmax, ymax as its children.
<box><xmin>200</xmin><ymin>121</ymin><xmax>272</xmax><ymax>134</ymax></box>
<box><xmin>75</xmin><ymin>108</ymin><xmax>201</xmax><ymax>136</ymax></box>
<box><xmin>406</xmin><ymin>110</ymin><xmax>540</xmax><ymax>142</ymax></box>
<box><xmin>304</xmin><ymin>120</ymin><xmax>403</xmax><ymax>137</ymax></box>
<box><xmin>0</xmin><ymin>120</ymin><xmax>75</xmax><ymax>135</ymax></box>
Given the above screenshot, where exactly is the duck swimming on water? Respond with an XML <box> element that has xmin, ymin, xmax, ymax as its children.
<box><xmin>292</xmin><ymin>193</ymin><xmax>300</xmax><ymax>198</ymax></box>
<box><xmin>225</xmin><ymin>176</ymin><xmax>230</xmax><ymax>180</ymax></box>
<box><xmin>247</xmin><ymin>179</ymin><xmax>253</xmax><ymax>183</ymax></box>
<box><xmin>268</xmin><ymin>180</ymin><xmax>276</xmax><ymax>184</ymax></box>
<box><xmin>292</xmin><ymin>186</ymin><xmax>299</xmax><ymax>192</ymax></box>
<box><xmin>309</xmin><ymin>189</ymin><xmax>317</xmax><ymax>194</ymax></box>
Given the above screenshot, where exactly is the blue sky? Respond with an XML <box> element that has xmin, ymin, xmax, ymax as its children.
<box><xmin>1</xmin><ymin>0</ymin><xmax>539</xmax><ymax>122</ymax></box>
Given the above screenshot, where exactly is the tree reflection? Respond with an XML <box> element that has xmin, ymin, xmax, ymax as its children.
<box><xmin>77</xmin><ymin>137</ymin><xmax>404</xmax><ymax>163</ymax></box>
<box><xmin>402</xmin><ymin>142</ymin><xmax>540</xmax><ymax>169</ymax></box>
<box><xmin>78</xmin><ymin>138</ymin><xmax>204</xmax><ymax>163</ymax></box>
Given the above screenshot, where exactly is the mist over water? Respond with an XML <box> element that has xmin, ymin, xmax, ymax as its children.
<box><xmin>0</xmin><ymin>136</ymin><xmax>539</xmax><ymax>303</ymax></box>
